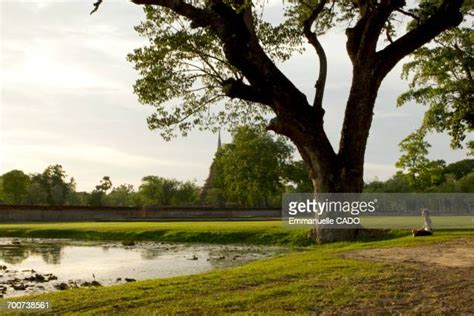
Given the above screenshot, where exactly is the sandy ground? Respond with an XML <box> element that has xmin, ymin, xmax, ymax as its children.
<box><xmin>339</xmin><ymin>238</ymin><xmax>474</xmax><ymax>314</ymax></box>
<box><xmin>345</xmin><ymin>238</ymin><xmax>474</xmax><ymax>268</ymax></box>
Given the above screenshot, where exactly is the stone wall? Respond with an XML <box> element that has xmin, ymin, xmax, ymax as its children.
<box><xmin>0</xmin><ymin>205</ymin><xmax>281</xmax><ymax>222</ymax></box>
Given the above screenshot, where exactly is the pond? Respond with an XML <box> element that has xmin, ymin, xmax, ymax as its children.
<box><xmin>0</xmin><ymin>238</ymin><xmax>285</xmax><ymax>298</ymax></box>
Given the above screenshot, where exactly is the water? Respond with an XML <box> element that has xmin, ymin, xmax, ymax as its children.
<box><xmin>0</xmin><ymin>238</ymin><xmax>284</xmax><ymax>298</ymax></box>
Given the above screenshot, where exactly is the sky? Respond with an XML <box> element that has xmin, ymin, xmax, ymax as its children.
<box><xmin>0</xmin><ymin>0</ymin><xmax>470</xmax><ymax>191</ymax></box>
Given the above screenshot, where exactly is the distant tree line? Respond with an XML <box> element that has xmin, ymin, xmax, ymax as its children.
<box><xmin>0</xmin><ymin>165</ymin><xmax>200</xmax><ymax>207</ymax></box>
<box><xmin>365</xmin><ymin>159</ymin><xmax>474</xmax><ymax>193</ymax></box>
<box><xmin>0</xmin><ymin>128</ymin><xmax>312</xmax><ymax>208</ymax></box>
<box><xmin>365</xmin><ymin>124</ymin><xmax>474</xmax><ymax>193</ymax></box>
<box><xmin>0</xmin><ymin>128</ymin><xmax>471</xmax><ymax>207</ymax></box>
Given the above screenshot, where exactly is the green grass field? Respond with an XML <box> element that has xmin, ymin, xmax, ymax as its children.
<box><xmin>0</xmin><ymin>221</ymin><xmax>311</xmax><ymax>246</ymax></box>
<box><xmin>0</xmin><ymin>221</ymin><xmax>472</xmax><ymax>314</ymax></box>
<box><xmin>361</xmin><ymin>215</ymin><xmax>474</xmax><ymax>229</ymax></box>
<box><xmin>0</xmin><ymin>216</ymin><xmax>471</xmax><ymax>246</ymax></box>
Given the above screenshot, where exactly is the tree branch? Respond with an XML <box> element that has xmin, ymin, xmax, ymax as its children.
<box><xmin>376</xmin><ymin>0</ymin><xmax>464</xmax><ymax>79</ymax></box>
<box><xmin>222</xmin><ymin>78</ymin><xmax>272</xmax><ymax>106</ymax></box>
<box><xmin>130</xmin><ymin>0</ymin><xmax>336</xmax><ymax>170</ymax></box>
<box><xmin>303</xmin><ymin>0</ymin><xmax>327</xmax><ymax>109</ymax></box>
<box><xmin>346</xmin><ymin>0</ymin><xmax>405</xmax><ymax>63</ymax></box>
<box><xmin>90</xmin><ymin>0</ymin><xmax>103</xmax><ymax>15</ymax></box>
<box><xmin>395</xmin><ymin>8</ymin><xmax>420</xmax><ymax>24</ymax></box>
<box><xmin>131</xmin><ymin>0</ymin><xmax>313</xmax><ymax>116</ymax></box>
<box><xmin>131</xmin><ymin>0</ymin><xmax>219</xmax><ymax>28</ymax></box>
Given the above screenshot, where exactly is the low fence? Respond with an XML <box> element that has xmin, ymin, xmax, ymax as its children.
<box><xmin>0</xmin><ymin>205</ymin><xmax>282</xmax><ymax>222</ymax></box>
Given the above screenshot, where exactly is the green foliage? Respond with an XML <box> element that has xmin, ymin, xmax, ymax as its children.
<box><xmin>26</xmin><ymin>182</ymin><xmax>49</xmax><ymax>205</ymax></box>
<box><xmin>0</xmin><ymin>165</ymin><xmax>201</xmax><ymax>207</ymax></box>
<box><xmin>443</xmin><ymin>159</ymin><xmax>474</xmax><ymax>180</ymax></box>
<box><xmin>128</xmin><ymin>1</ymin><xmax>401</xmax><ymax>141</ymax></box>
<box><xmin>396</xmin><ymin>129</ymin><xmax>431</xmax><ymax>174</ymax></box>
<box><xmin>138</xmin><ymin>176</ymin><xmax>178</xmax><ymax>206</ymax></box>
<box><xmin>96</xmin><ymin>176</ymin><xmax>112</xmax><ymax>192</ymax></box>
<box><xmin>0</xmin><ymin>177</ymin><xmax>4</xmax><ymax>203</ymax></box>
<box><xmin>212</xmin><ymin>126</ymin><xmax>293</xmax><ymax>207</ymax></box>
<box><xmin>107</xmin><ymin>184</ymin><xmax>137</xmax><ymax>207</ymax></box>
<box><xmin>430</xmin><ymin>171</ymin><xmax>474</xmax><ymax>193</ymax></box>
<box><xmin>138</xmin><ymin>176</ymin><xmax>199</xmax><ymax>206</ymax></box>
<box><xmin>282</xmin><ymin>160</ymin><xmax>313</xmax><ymax>192</ymax></box>
<box><xmin>398</xmin><ymin>5</ymin><xmax>473</xmax><ymax>151</ymax></box>
<box><xmin>127</xmin><ymin>6</ymin><xmax>285</xmax><ymax>140</ymax></box>
<box><xmin>172</xmin><ymin>180</ymin><xmax>200</xmax><ymax>206</ymax></box>
<box><xmin>0</xmin><ymin>170</ymin><xmax>30</xmax><ymax>204</ymax></box>
<box><xmin>364</xmin><ymin>172</ymin><xmax>413</xmax><ymax>193</ymax></box>
<box><xmin>127</xmin><ymin>0</ymin><xmax>468</xmax><ymax>143</ymax></box>
<box><xmin>204</xmin><ymin>188</ymin><xmax>225</xmax><ymax>207</ymax></box>
<box><xmin>366</xmin><ymin>159</ymin><xmax>474</xmax><ymax>193</ymax></box>
<box><xmin>396</xmin><ymin>129</ymin><xmax>448</xmax><ymax>190</ymax></box>
<box><xmin>27</xmin><ymin>165</ymin><xmax>75</xmax><ymax>206</ymax></box>
<box><xmin>88</xmin><ymin>176</ymin><xmax>114</xmax><ymax>207</ymax></box>
<box><xmin>126</xmin><ymin>1</ymin><xmax>368</xmax><ymax>141</ymax></box>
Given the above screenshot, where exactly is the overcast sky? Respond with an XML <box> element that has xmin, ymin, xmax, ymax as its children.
<box><xmin>0</xmin><ymin>0</ymin><xmax>469</xmax><ymax>191</ymax></box>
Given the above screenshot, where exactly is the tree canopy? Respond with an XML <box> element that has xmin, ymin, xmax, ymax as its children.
<box><xmin>398</xmin><ymin>4</ymin><xmax>473</xmax><ymax>154</ymax></box>
<box><xmin>0</xmin><ymin>170</ymin><xmax>30</xmax><ymax>204</ymax></box>
<box><xmin>138</xmin><ymin>176</ymin><xmax>199</xmax><ymax>206</ymax></box>
<box><xmin>211</xmin><ymin>126</ymin><xmax>293</xmax><ymax>207</ymax></box>
<box><xmin>124</xmin><ymin>0</ymin><xmax>467</xmax><ymax>199</ymax></box>
<box><xmin>29</xmin><ymin>165</ymin><xmax>75</xmax><ymax>206</ymax></box>
<box><xmin>127</xmin><ymin>0</ymin><xmax>469</xmax><ymax>140</ymax></box>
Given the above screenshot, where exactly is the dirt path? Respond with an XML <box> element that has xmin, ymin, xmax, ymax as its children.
<box><xmin>340</xmin><ymin>238</ymin><xmax>473</xmax><ymax>314</ymax></box>
<box><xmin>345</xmin><ymin>238</ymin><xmax>474</xmax><ymax>268</ymax></box>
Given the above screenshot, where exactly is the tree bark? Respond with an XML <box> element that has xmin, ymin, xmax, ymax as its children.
<box><xmin>283</xmin><ymin>64</ymin><xmax>382</xmax><ymax>243</ymax></box>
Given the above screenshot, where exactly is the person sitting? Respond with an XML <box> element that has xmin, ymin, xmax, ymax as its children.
<box><xmin>412</xmin><ymin>209</ymin><xmax>433</xmax><ymax>237</ymax></box>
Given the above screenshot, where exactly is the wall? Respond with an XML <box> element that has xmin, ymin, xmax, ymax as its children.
<box><xmin>0</xmin><ymin>205</ymin><xmax>281</xmax><ymax>222</ymax></box>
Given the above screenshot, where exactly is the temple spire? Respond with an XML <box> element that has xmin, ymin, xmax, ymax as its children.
<box><xmin>217</xmin><ymin>130</ymin><xmax>222</xmax><ymax>150</ymax></box>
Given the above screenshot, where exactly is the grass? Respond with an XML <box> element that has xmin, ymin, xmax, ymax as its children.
<box><xmin>0</xmin><ymin>222</ymin><xmax>311</xmax><ymax>246</ymax></box>
<box><xmin>0</xmin><ymin>221</ymin><xmax>472</xmax><ymax>314</ymax></box>
<box><xmin>361</xmin><ymin>215</ymin><xmax>474</xmax><ymax>229</ymax></box>
<box><xmin>1</xmin><ymin>229</ymin><xmax>472</xmax><ymax>315</ymax></box>
<box><xmin>0</xmin><ymin>216</ymin><xmax>471</xmax><ymax>245</ymax></box>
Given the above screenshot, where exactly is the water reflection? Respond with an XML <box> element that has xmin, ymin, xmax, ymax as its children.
<box><xmin>0</xmin><ymin>242</ymin><xmax>63</xmax><ymax>265</ymax></box>
<box><xmin>140</xmin><ymin>248</ymin><xmax>162</xmax><ymax>260</ymax></box>
<box><xmin>0</xmin><ymin>238</ymin><xmax>284</xmax><ymax>298</ymax></box>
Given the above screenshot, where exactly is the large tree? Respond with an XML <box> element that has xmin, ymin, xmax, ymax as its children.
<box><xmin>212</xmin><ymin>126</ymin><xmax>292</xmax><ymax>207</ymax></box>
<box><xmin>30</xmin><ymin>165</ymin><xmax>75</xmax><ymax>206</ymax></box>
<box><xmin>97</xmin><ymin>0</ymin><xmax>466</xmax><ymax>241</ymax></box>
<box><xmin>137</xmin><ymin>176</ymin><xmax>199</xmax><ymax>206</ymax></box>
<box><xmin>0</xmin><ymin>170</ymin><xmax>30</xmax><ymax>204</ymax></box>
<box><xmin>89</xmin><ymin>176</ymin><xmax>113</xmax><ymax>206</ymax></box>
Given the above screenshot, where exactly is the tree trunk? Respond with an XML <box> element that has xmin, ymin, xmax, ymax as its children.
<box><xmin>298</xmin><ymin>71</ymin><xmax>381</xmax><ymax>243</ymax></box>
<box><xmin>305</xmin><ymin>160</ymin><xmax>362</xmax><ymax>244</ymax></box>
